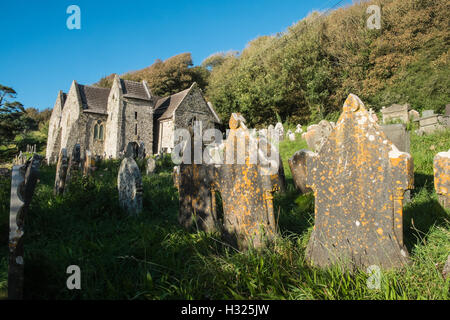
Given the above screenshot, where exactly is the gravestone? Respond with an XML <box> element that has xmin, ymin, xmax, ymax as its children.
<box><xmin>300</xmin><ymin>94</ymin><xmax>413</xmax><ymax>269</ymax></box>
<box><xmin>83</xmin><ymin>150</ymin><xmax>94</xmax><ymax>176</ymax></box>
<box><xmin>259</xmin><ymin>128</ymin><xmax>268</xmax><ymax>138</ymax></box>
<box><xmin>146</xmin><ymin>157</ymin><xmax>156</xmax><ymax>175</ymax></box>
<box><xmin>274</xmin><ymin>122</ymin><xmax>284</xmax><ymax>141</ymax></box>
<box><xmin>417</xmin><ymin>111</ymin><xmax>449</xmax><ymax>135</ymax></box>
<box><xmin>381</xmin><ymin>124</ymin><xmax>411</xmax><ymax>202</ymax></box>
<box><xmin>64</xmin><ymin>144</ymin><xmax>81</xmax><ymax>194</ymax></box>
<box><xmin>295</xmin><ymin>124</ymin><xmax>303</xmax><ymax>134</ymax></box>
<box><xmin>215</xmin><ymin>114</ymin><xmax>279</xmax><ymax>250</ymax></box>
<box><xmin>288</xmin><ymin>150</ymin><xmax>313</xmax><ymax>194</ymax></box>
<box><xmin>443</xmin><ymin>255</ymin><xmax>450</xmax><ymax>280</ymax></box>
<box><xmin>434</xmin><ymin>150</ymin><xmax>449</xmax><ymax>209</ymax></box>
<box><xmin>125</xmin><ymin>141</ymin><xmax>139</xmax><ymax>159</ymax></box>
<box><xmin>287</xmin><ymin>130</ymin><xmax>295</xmax><ymax>141</ymax></box>
<box><xmin>381</xmin><ymin>104</ymin><xmax>409</xmax><ymax>123</ymax></box>
<box><xmin>409</xmin><ymin>110</ymin><xmax>420</xmax><ymax>121</ymax></box>
<box><xmin>54</xmin><ymin>148</ymin><xmax>68</xmax><ymax>195</ymax></box>
<box><xmin>8</xmin><ymin>154</ymin><xmax>41</xmax><ymax>299</ymax></box>
<box><xmin>138</xmin><ymin>142</ymin><xmax>146</xmax><ymax>160</ymax></box>
<box><xmin>445</xmin><ymin>104</ymin><xmax>450</xmax><ymax>117</ymax></box>
<box><xmin>381</xmin><ymin>124</ymin><xmax>410</xmax><ymax>153</ymax></box>
<box><xmin>118</xmin><ymin>157</ymin><xmax>143</xmax><ymax>216</ymax></box>
<box><xmin>302</xmin><ymin>120</ymin><xmax>333</xmax><ymax>152</ymax></box>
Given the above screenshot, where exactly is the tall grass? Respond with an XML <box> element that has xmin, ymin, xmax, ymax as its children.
<box><xmin>0</xmin><ymin>130</ymin><xmax>448</xmax><ymax>300</ymax></box>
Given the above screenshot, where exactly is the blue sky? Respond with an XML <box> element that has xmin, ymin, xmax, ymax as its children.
<box><xmin>0</xmin><ymin>0</ymin><xmax>352</xmax><ymax>111</ymax></box>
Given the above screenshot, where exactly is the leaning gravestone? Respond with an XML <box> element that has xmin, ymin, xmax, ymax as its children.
<box><xmin>288</xmin><ymin>150</ymin><xmax>313</xmax><ymax>194</ymax></box>
<box><xmin>118</xmin><ymin>156</ymin><xmax>143</xmax><ymax>216</ymax></box>
<box><xmin>8</xmin><ymin>154</ymin><xmax>41</xmax><ymax>299</ymax></box>
<box><xmin>298</xmin><ymin>94</ymin><xmax>413</xmax><ymax>269</ymax></box>
<box><xmin>54</xmin><ymin>148</ymin><xmax>68</xmax><ymax>195</ymax></box>
<box><xmin>146</xmin><ymin>157</ymin><xmax>156</xmax><ymax>175</ymax></box>
<box><xmin>434</xmin><ymin>150</ymin><xmax>449</xmax><ymax>209</ymax></box>
<box><xmin>64</xmin><ymin>144</ymin><xmax>81</xmax><ymax>194</ymax></box>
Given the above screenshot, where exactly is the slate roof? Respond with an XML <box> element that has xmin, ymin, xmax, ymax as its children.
<box><xmin>77</xmin><ymin>84</ymin><xmax>110</xmax><ymax>115</ymax></box>
<box><xmin>154</xmin><ymin>88</ymin><xmax>191</xmax><ymax>120</ymax></box>
<box><xmin>121</xmin><ymin>79</ymin><xmax>151</xmax><ymax>100</ymax></box>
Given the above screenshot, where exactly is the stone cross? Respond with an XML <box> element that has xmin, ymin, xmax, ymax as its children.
<box><xmin>54</xmin><ymin>148</ymin><xmax>68</xmax><ymax>195</ymax></box>
<box><xmin>298</xmin><ymin>94</ymin><xmax>413</xmax><ymax>269</ymax></box>
<box><xmin>8</xmin><ymin>154</ymin><xmax>41</xmax><ymax>299</ymax></box>
<box><xmin>434</xmin><ymin>150</ymin><xmax>449</xmax><ymax>209</ymax></box>
<box><xmin>118</xmin><ymin>157</ymin><xmax>143</xmax><ymax>216</ymax></box>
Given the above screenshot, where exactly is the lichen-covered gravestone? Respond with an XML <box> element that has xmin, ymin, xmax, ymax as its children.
<box><xmin>299</xmin><ymin>94</ymin><xmax>413</xmax><ymax>269</ymax></box>
<box><xmin>118</xmin><ymin>157</ymin><xmax>143</xmax><ymax>215</ymax></box>
<box><xmin>434</xmin><ymin>150</ymin><xmax>449</xmax><ymax>209</ymax></box>
<box><xmin>54</xmin><ymin>148</ymin><xmax>68</xmax><ymax>195</ymax></box>
<box><xmin>215</xmin><ymin>113</ymin><xmax>280</xmax><ymax>250</ymax></box>
<box><xmin>8</xmin><ymin>154</ymin><xmax>41</xmax><ymax>299</ymax></box>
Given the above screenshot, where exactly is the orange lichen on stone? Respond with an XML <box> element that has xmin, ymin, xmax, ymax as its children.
<box><xmin>292</xmin><ymin>94</ymin><xmax>413</xmax><ymax>270</ymax></box>
<box><xmin>434</xmin><ymin>150</ymin><xmax>450</xmax><ymax>209</ymax></box>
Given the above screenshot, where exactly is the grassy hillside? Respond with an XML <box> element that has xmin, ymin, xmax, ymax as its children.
<box><xmin>0</xmin><ymin>128</ymin><xmax>448</xmax><ymax>300</ymax></box>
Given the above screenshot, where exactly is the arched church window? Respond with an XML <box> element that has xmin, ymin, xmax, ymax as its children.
<box><xmin>94</xmin><ymin>124</ymin><xmax>99</xmax><ymax>140</ymax></box>
<box><xmin>99</xmin><ymin>124</ymin><xmax>104</xmax><ymax>140</ymax></box>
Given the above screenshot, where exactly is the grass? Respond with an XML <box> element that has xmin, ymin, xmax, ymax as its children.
<box><xmin>0</xmin><ymin>129</ymin><xmax>449</xmax><ymax>300</ymax></box>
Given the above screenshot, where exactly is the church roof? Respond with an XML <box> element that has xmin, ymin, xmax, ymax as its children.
<box><xmin>120</xmin><ymin>79</ymin><xmax>151</xmax><ymax>100</ymax></box>
<box><xmin>154</xmin><ymin>87</ymin><xmax>191</xmax><ymax>120</ymax></box>
<box><xmin>77</xmin><ymin>84</ymin><xmax>110</xmax><ymax>115</ymax></box>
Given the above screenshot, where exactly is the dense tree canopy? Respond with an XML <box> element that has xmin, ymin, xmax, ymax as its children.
<box><xmin>205</xmin><ymin>0</ymin><xmax>449</xmax><ymax>127</ymax></box>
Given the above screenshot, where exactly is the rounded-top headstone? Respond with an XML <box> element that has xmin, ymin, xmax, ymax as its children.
<box><xmin>146</xmin><ymin>157</ymin><xmax>156</xmax><ymax>175</ymax></box>
<box><xmin>118</xmin><ymin>157</ymin><xmax>143</xmax><ymax>216</ymax></box>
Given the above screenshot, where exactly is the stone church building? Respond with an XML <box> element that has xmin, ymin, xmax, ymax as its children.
<box><xmin>46</xmin><ymin>74</ymin><xmax>221</xmax><ymax>164</ymax></box>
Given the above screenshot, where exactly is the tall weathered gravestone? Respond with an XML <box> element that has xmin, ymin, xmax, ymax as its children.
<box><xmin>54</xmin><ymin>148</ymin><xmax>68</xmax><ymax>195</ymax></box>
<box><xmin>434</xmin><ymin>150</ymin><xmax>449</xmax><ymax>209</ymax></box>
<box><xmin>64</xmin><ymin>144</ymin><xmax>81</xmax><ymax>194</ymax></box>
<box><xmin>296</xmin><ymin>94</ymin><xmax>413</xmax><ymax>269</ymax></box>
<box><xmin>118</xmin><ymin>157</ymin><xmax>143</xmax><ymax>215</ymax></box>
<box><xmin>8</xmin><ymin>154</ymin><xmax>41</xmax><ymax>299</ymax></box>
<box><xmin>177</xmin><ymin>128</ymin><xmax>221</xmax><ymax>233</ymax></box>
<box><xmin>215</xmin><ymin>113</ymin><xmax>280</xmax><ymax>249</ymax></box>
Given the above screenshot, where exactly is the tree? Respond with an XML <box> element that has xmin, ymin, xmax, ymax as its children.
<box><xmin>0</xmin><ymin>84</ymin><xmax>26</xmax><ymax>143</ymax></box>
